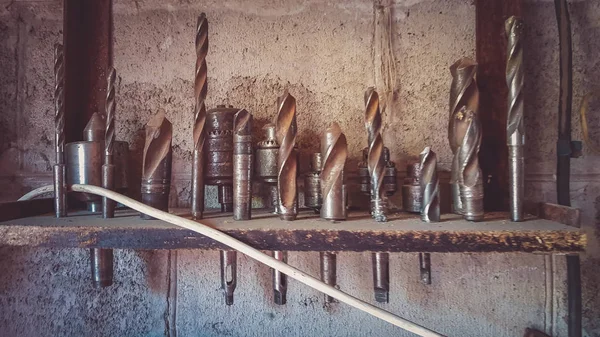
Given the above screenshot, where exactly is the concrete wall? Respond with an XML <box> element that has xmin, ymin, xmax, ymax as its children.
<box><xmin>0</xmin><ymin>0</ymin><xmax>599</xmax><ymax>336</ymax></box>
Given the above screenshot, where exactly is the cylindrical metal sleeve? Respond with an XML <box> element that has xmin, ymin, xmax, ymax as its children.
<box><xmin>272</xmin><ymin>250</ymin><xmax>288</xmax><ymax>305</ymax></box>
<box><xmin>91</xmin><ymin>248</ymin><xmax>113</xmax><ymax>288</ymax></box>
<box><xmin>233</xmin><ymin>139</ymin><xmax>252</xmax><ymax>220</ymax></box>
<box><xmin>509</xmin><ymin>145</ymin><xmax>524</xmax><ymax>221</ymax></box>
<box><xmin>53</xmin><ymin>164</ymin><xmax>67</xmax><ymax>218</ymax></box>
<box><xmin>320</xmin><ymin>252</ymin><xmax>337</xmax><ymax>303</ymax></box>
<box><xmin>102</xmin><ymin>164</ymin><xmax>116</xmax><ymax>218</ymax></box>
<box><xmin>372</xmin><ymin>252</ymin><xmax>389</xmax><ymax>303</ymax></box>
<box><xmin>220</xmin><ymin>250</ymin><xmax>237</xmax><ymax>306</ymax></box>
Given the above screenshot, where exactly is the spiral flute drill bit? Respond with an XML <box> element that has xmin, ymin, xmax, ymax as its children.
<box><xmin>53</xmin><ymin>43</ymin><xmax>67</xmax><ymax>218</ymax></box>
<box><xmin>103</xmin><ymin>67</ymin><xmax>116</xmax><ymax>219</ymax></box>
<box><xmin>364</xmin><ymin>88</ymin><xmax>390</xmax><ymax>303</ymax></box>
<box><xmin>506</xmin><ymin>16</ymin><xmax>525</xmax><ymax>222</ymax></box>
<box><xmin>319</xmin><ymin>122</ymin><xmax>347</xmax><ymax>303</ymax></box>
<box><xmin>458</xmin><ymin>110</ymin><xmax>484</xmax><ymax>221</ymax></box>
<box><xmin>191</xmin><ymin>13</ymin><xmax>208</xmax><ymax>220</ymax></box>
<box><xmin>275</xmin><ymin>92</ymin><xmax>298</xmax><ymax>221</ymax></box>
<box><xmin>449</xmin><ymin>58</ymin><xmax>479</xmax><ymax>215</ymax></box>
<box><xmin>141</xmin><ymin>112</ymin><xmax>173</xmax><ymax>220</ymax></box>
<box><xmin>419</xmin><ymin>147</ymin><xmax>440</xmax><ymax>222</ymax></box>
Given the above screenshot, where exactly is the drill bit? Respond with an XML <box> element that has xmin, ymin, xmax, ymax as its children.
<box><xmin>364</xmin><ymin>88</ymin><xmax>390</xmax><ymax>303</ymax></box>
<box><xmin>304</xmin><ymin>153</ymin><xmax>322</xmax><ymax>213</ymax></box>
<box><xmin>53</xmin><ymin>43</ymin><xmax>67</xmax><ymax>218</ymax></box>
<box><xmin>272</xmin><ymin>250</ymin><xmax>288</xmax><ymax>305</ymax></box>
<box><xmin>191</xmin><ymin>13</ymin><xmax>208</xmax><ymax>220</ymax></box>
<box><xmin>419</xmin><ymin>147</ymin><xmax>440</xmax><ymax>222</ymax></box>
<box><xmin>506</xmin><ymin>16</ymin><xmax>525</xmax><ymax>222</ymax></box>
<box><xmin>458</xmin><ymin>110</ymin><xmax>484</xmax><ymax>222</ymax></box>
<box><xmin>220</xmin><ymin>250</ymin><xmax>237</xmax><ymax>306</ymax></box>
<box><xmin>364</xmin><ymin>88</ymin><xmax>387</xmax><ymax>222</ymax></box>
<box><xmin>140</xmin><ymin>112</ymin><xmax>173</xmax><ymax>220</ymax></box>
<box><xmin>320</xmin><ymin>122</ymin><xmax>347</xmax><ymax>220</ymax></box>
<box><xmin>449</xmin><ymin>58</ymin><xmax>478</xmax><ymax>215</ymax></box>
<box><xmin>275</xmin><ymin>92</ymin><xmax>298</xmax><ymax>221</ymax></box>
<box><xmin>233</xmin><ymin>109</ymin><xmax>253</xmax><ymax>220</ymax></box>
<box><xmin>319</xmin><ymin>122</ymin><xmax>347</xmax><ymax>304</ymax></box>
<box><xmin>102</xmin><ymin>67</ymin><xmax>116</xmax><ymax>219</ymax></box>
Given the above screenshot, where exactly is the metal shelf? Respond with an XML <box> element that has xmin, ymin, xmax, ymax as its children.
<box><xmin>0</xmin><ymin>207</ymin><xmax>584</xmax><ymax>253</ymax></box>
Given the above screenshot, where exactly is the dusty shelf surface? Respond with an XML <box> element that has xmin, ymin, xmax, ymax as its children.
<box><xmin>0</xmin><ymin>208</ymin><xmax>585</xmax><ymax>253</ymax></box>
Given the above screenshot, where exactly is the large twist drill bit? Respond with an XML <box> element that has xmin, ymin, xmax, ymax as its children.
<box><xmin>449</xmin><ymin>58</ymin><xmax>478</xmax><ymax>215</ymax></box>
<box><xmin>272</xmin><ymin>92</ymin><xmax>298</xmax><ymax>305</ymax></box>
<box><xmin>364</xmin><ymin>88</ymin><xmax>389</xmax><ymax>303</ymax></box>
<box><xmin>141</xmin><ymin>112</ymin><xmax>173</xmax><ymax>220</ymax></box>
<box><xmin>103</xmin><ymin>67</ymin><xmax>116</xmax><ymax>219</ymax></box>
<box><xmin>319</xmin><ymin>122</ymin><xmax>347</xmax><ymax>304</ymax></box>
<box><xmin>419</xmin><ymin>147</ymin><xmax>440</xmax><ymax>222</ymax></box>
<box><xmin>506</xmin><ymin>16</ymin><xmax>525</xmax><ymax>222</ymax></box>
<box><xmin>458</xmin><ymin>110</ymin><xmax>484</xmax><ymax>221</ymax></box>
<box><xmin>53</xmin><ymin>43</ymin><xmax>67</xmax><ymax>218</ymax></box>
<box><xmin>191</xmin><ymin>13</ymin><xmax>208</xmax><ymax>220</ymax></box>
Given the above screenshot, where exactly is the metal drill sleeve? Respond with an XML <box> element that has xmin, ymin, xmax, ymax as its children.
<box><xmin>275</xmin><ymin>93</ymin><xmax>298</xmax><ymax>221</ymax></box>
<box><xmin>364</xmin><ymin>88</ymin><xmax>387</xmax><ymax>222</ymax></box>
<box><xmin>506</xmin><ymin>16</ymin><xmax>525</xmax><ymax>222</ymax></box>
<box><xmin>191</xmin><ymin>13</ymin><xmax>208</xmax><ymax>220</ymax></box>
<box><xmin>419</xmin><ymin>147</ymin><xmax>440</xmax><ymax>223</ymax></box>
<box><xmin>53</xmin><ymin>43</ymin><xmax>67</xmax><ymax>218</ymax></box>
<box><xmin>458</xmin><ymin>111</ymin><xmax>484</xmax><ymax>222</ymax></box>
<box><xmin>320</xmin><ymin>122</ymin><xmax>348</xmax><ymax>220</ymax></box>
<box><xmin>233</xmin><ymin>109</ymin><xmax>253</xmax><ymax>221</ymax></box>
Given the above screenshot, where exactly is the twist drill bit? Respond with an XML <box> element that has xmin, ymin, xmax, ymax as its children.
<box><xmin>449</xmin><ymin>58</ymin><xmax>478</xmax><ymax>215</ymax></box>
<box><xmin>319</xmin><ymin>122</ymin><xmax>347</xmax><ymax>304</ymax></box>
<box><xmin>364</xmin><ymin>88</ymin><xmax>387</xmax><ymax>222</ymax></box>
<box><xmin>275</xmin><ymin>92</ymin><xmax>298</xmax><ymax>221</ymax></box>
<box><xmin>304</xmin><ymin>153</ymin><xmax>322</xmax><ymax>213</ymax></box>
<box><xmin>53</xmin><ymin>43</ymin><xmax>67</xmax><ymax>218</ymax></box>
<box><xmin>141</xmin><ymin>112</ymin><xmax>173</xmax><ymax>220</ymax></box>
<box><xmin>102</xmin><ymin>67</ymin><xmax>116</xmax><ymax>219</ymax></box>
<box><xmin>364</xmin><ymin>88</ymin><xmax>390</xmax><ymax>303</ymax></box>
<box><xmin>191</xmin><ymin>13</ymin><xmax>208</xmax><ymax>220</ymax></box>
<box><xmin>506</xmin><ymin>16</ymin><xmax>525</xmax><ymax>222</ymax></box>
<box><xmin>458</xmin><ymin>110</ymin><xmax>484</xmax><ymax>221</ymax></box>
<box><xmin>419</xmin><ymin>147</ymin><xmax>440</xmax><ymax>222</ymax></box>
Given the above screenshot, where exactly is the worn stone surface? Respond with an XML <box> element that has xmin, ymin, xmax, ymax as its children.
<box><xmin>0</xmin><ymin>0</ymin><xmax>599</xmax><ymax>336</ymax></box>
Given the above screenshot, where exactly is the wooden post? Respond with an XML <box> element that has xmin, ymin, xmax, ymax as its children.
<box><xmin>475</xmin><ymin>0</ymin><xmax>523</xmax><ymax>212</ymax></box>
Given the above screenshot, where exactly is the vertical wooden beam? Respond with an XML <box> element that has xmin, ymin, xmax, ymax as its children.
<box><xmin>63</xmin><ymin>0</ymin><xmax>113</xmax><ymax>142</ymax></box>
<box><xmin>475</xmin><ymin>0</ymin><xmax>522</xmax><ymax>211</ymax></box>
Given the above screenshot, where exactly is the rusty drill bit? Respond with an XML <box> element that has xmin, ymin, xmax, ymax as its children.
<box><xmin>449</xmin><ymin>57</ymin><xmax>478</xmax><ymax>215</ymax></box>
<box><xmin>275</xmin><ymin>92</ymin><xmax>298</xmax><ymax>221</ymax></box>
<box><xmin>419</xmin><ymin>147</ymin><xmax>440</xmax><ymax>222</ymax></box>
<box><xmin>53</xmin><ymin>43</ymin><xmax>67</xmax><ymax>218</ymax></box>
<box><xmin>191</xmin><ymin>13</ymin><xmax>208</xmax><ymax>220</ymax></box>
<box><xmin>141</xmin><ymin>112</ymin><xmax>173</xmax><ymax>220</ymax></box>
<box><xmin>364</xmin><ymin>88</ymin><xmax>390</xmax><ymax>303</ymax></box>
<box><xmin>102</xmin><ymin>67</ymin><xmax>116</xmax><ymax>219</ymax></box>
<box><xmin>364</xmin><ymin>88</ymin><xmax>387</xmax><ymax>222</ymax></box>
<box><xmin>458</xmin><ymin>110</ymin><xmax>484</xmax><ymax>221</ymax></box>
<box><xmin>319</xmin><ymin>122</ymin><xmax>347</xmax><ymax>304</ymax></box>
<box><xmin>506</xmin><ymin>16</ymin><xmax>525</xmax><ymax>222</ymax></box>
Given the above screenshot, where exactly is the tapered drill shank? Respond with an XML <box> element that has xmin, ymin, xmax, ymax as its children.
<box><xmin>449</xmin><ymin>58</ymin><xmax>478</xmax><ymax>215</ymax></box>
<box><xmin>458</xmin><ymin>110</ymin><xmax>484</xmax><ymax>222</ymax></box>
<box><xmin>53</xmin><ymin>43</ymin><xmax>67</xmax><ymax>218</ymax></box>
<box><xmin>419</xmin><ymin>147</ymin><xmax>440</xmax><ymax>222</ymax></box>
<box><xmin>272</xmin><ymin>250</ymin><xmax>288</xmax><ymax>305</ymax></box>
<box><xmin>320</xmin><ymin>252</ymin><xmax>337</xmax><ymax>304</ymax></box>
<box><xmin>191</xmin><ymin>13</ymin><xmax>208</xmax><ymax>220</ymax></box>
<box><xmin>220</xmin><ymin>250</ymin><xmax>237</xmax><ymax>305</ymax></box>
<box><xmin>506</xmin><ymin>16</ymin><xmax>525</xmax><ymax>222</ymax></box>
<box><xmin>372</xmin><ymin>252</ymin><xmax>389</xmax><ymax>303</ymax></box>
<box><xmin>141</xmin><ymin>112</ymin><xmax>173</xmax><ymax>220</ymax></box>
<box><xmin>320</xmin><ymin>122</ymin><xmax>347</xmax><ymax>220</ymax></box>
<box><xmin>275</xmin><ymin>93</ymin><xmax>298</xmax><ymax>221</ymax></box>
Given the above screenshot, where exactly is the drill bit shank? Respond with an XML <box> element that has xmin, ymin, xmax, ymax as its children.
<box><xmin>506</xmin><ymin>16</ymin><xmax>525</xmax><ymax>222</ymax></box>
<box><xmin>320</xmin><ymin>252</ymin><xmax>337</xmax><ymax>304</ymax></box>
<box><xmin>191</xmin><ymin>13</ymin><xmax>208</xmax><ymax>220</ymax></box>
<box><xmin>364</xmin><ymin>88</ymin><xmax>387</xmax><ymax>222</ymax></box>
<box><xmin>320</xmin><ymin>122</ymin><xmax>347</xmax><ymax>220</ymax></box>
<box><xmin>272</xmin><ymin>250</ymin><xmax>288</xmax><ymax>305</ymax></box>
<box><xmin>102</xmin><ymin>67</ymin><xmax>116</xmax><ymax>219</ymax></box>
<box><xmin>458</xmin><ymin>110</ymin><xmax>484</xmax><ymax>221</ymax></box>
<box><xmin>141</xmin><ymin>112</ymin><xmax>173</xmax><ymax>220</ymax></box>
<box><xmin>275</xmin><ymin>93</ymin><xmax>298</xmax><ymax>221</ymax></box>
<box><xmin>220</xmin><ymin>250</ymin><xmax>237</xmax><ymax>305</ymax></box>
<box><xmin>449</xmin><ymin>58</ymin><xmax>478</xmax><ymax>215</ymax></box>
<box><xmin>53</xmin><ymin>43</ymin><xmax>67</xmax><ymax>218</ymax></box>
<box><xmin>419</xmin><ymin>147</ymin><xmax>440</xmax><ymax>222</ymax></box>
